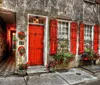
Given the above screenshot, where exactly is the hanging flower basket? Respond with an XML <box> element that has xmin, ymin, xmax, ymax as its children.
<box><xmin>18</xmin><ymin>32</ymin><xmax>25</xmax><ymax>40</ymax></box>
<box><xmin>18</xmin><ymin>46</ymin><xmax>25</xmax><ymax>56</ymax></box>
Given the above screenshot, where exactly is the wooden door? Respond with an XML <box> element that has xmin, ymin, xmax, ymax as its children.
<box><xmin>29</xmin><ymin>25</ymin><xmax>44</xmax><ymax>65</ymax></box>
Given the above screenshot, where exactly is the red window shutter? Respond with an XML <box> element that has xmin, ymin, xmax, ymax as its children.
<box><xmin>70</xmin><ymin>22</ymin><xmax>78</xmax><ymax>54</ymax></box>
<box><xmin>79</xmin><ymin>23</ymin><xmax>84</xmax><ymax>54</ymax></box>
<box><xmin>93</xmin><ymin>25</ymin><xmax>99</xmax><ymax>53</ymax></box>
<box><xmin>50</xmin><ymin>19</ymin><xmax>58</xmax><ymax>55</ymax></box>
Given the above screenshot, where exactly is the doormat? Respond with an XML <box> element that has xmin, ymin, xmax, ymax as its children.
<box><xmin>81</xmin><ymin>65</ymin><xmax>100</xmax><ymax>73</ymax></box>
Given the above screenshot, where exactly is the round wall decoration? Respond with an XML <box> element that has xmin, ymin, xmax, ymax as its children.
<box><xmin>18</xmin><ymin>46</ymin><xmax>25</xmax><ymax>56</ymax></box>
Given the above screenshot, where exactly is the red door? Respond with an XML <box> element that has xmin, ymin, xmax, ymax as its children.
<box><xmin>29</xmin><ymin>25</ymin><xmax>44</xmax><ymax>65</ymax></box>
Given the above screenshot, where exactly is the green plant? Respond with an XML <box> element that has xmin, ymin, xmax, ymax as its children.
<box><xmin>85</xmin><ymin>47</ymin><xmax>90</xmax><ymax>53</ymax></box>
<box><xmin>18</xmin><ymin>63</ymin><xmax>28</xmax><ymax>70</ymax></box>
<box><xmin>65</xmin><ymin>52</ymin><xmax>74</xmax><ymax>58</ymax></box>
<box><xmin>53</xmin><ymin>38</ymin><xmax>75</xmax><ymax>70</ymax></box>
<box><xmin>46</xmin><ymin>61</ymin><xmax>56</xmax><ymax>72</ymax></box>
<box><xmin>63</xmin><ymin>52</ymin><xmax>75</xmax><ymax>62</ymax></box>
<box><xmin>54</xmin><ymin>51</ymin><xmax>74</xmax><ymax>64</ymax></box>
<box><xmin>60</xmin><ymin>43</ymin><xmax>65</xmax><ymax>48</ymax></box>
<box><xmin>13</xmin><ymin>36</ymin><xmax>17</xmax><ymax>42</ymax></box>
<box><xmin>18</xmin><ymin>46</ymin><xmax>25</xmax><ymax>56</ymax></box>
<box><xmin>18</xmin><ymin>31</ymin><xmax>25</xmax><ymax>40</ymax></box>
<box><xmin>84</xmin><ymin>45</ymin><xmax>99</xmax><ymax>60</ymax></box>
<box><xmin>54</xmin><ymin>52</ymin><xmax>63</xmax><ymax>61</ymax></box>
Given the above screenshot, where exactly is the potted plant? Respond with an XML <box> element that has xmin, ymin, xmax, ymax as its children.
<box><xmin>18</xmin><ymin>63</ymin><xmax>28</xmax><ymax>76</ymax></box>
<box><xmin>83</xmin><ymin>44</ymin><xmax>100</xmax><ymax>64</ymax></box>
<box><xmin>46</xmin><ymin>61</ymin><xmax>56</xmax><ymax>72</ymax></box>
<box><xmin>53</xmin><ymin>53</ymin><xmax>64</xmax><ymax>64</ymax></box>
<box><xmin>64</xmin><ymin>52</ymin><xmax>75</xmax><ymax>63</ymax></box>
<box><xmin>53</xmin><ymin>39</ymin><xmax>75</xmax><ymax>69</ymax></box>
<box><xmin>18</xmin><ymin>31</ymin><xmax>25</xmax><ymax>40</ymax></box>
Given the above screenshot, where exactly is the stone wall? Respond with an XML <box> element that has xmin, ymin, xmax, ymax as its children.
<box><xmin>2</xmin><ymin>0</ymin><xmax>17</xmax><ymax>11</ymax></box>
<box><xmin>83</xmin><ymin>2</ymin><xmax>99</xmax><ymax>24</ymax></box>
<box><xmin>2</xmin><ymin>0</ymin><xmax>100</xmax><ymax>68</ymax></box>
<box><xmin>2</xmin><ymin>0</ymin><xmax>100</xmax><ymax>23</ymax></box>
<box><xmin>26</xmin><ymin>0</ymin><xmax>74</xmax><ymax>19</ymax></box>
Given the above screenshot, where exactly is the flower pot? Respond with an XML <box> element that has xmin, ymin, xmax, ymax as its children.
<box><xmin>18</xmin><ymin>70</ymin><xmax>27</xmax><ymax>76</ymax></box>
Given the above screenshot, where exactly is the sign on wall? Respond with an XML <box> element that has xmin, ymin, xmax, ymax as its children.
<box><xmin>19</xmin><ymin>41</ymin><xmax>24</xmax><ymax>45</ymax></box>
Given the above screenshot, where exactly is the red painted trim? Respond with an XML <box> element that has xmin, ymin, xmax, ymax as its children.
<box><xmin>93</xmin><ymin>25</ymin><xmax>99</xmax><ymax>53</ymax></box>
<box><xmin>70</xmin><ymin>22</ymin><xmax>78</xmax><ymax>54</ymax></box>
<box><xmin>79</xmin><ymin>23</ymin><xmax>84</xmax><ymax>54</ymax></box>
<box><xmin>49</xmin><ymin>19</ymin><xmax>58</xmax><ymax>55</ymax></box>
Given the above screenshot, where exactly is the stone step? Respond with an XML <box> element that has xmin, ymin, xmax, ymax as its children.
<box><xmin>27</xmin><ymin>66</ymin><xmax>48</xmax><ymax>75</ymax></box>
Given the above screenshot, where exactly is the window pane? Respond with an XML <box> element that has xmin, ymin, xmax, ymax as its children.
<box><xmin>58</xmin><ymin>21</ymin><xmax>68</xmax><ymax>40</ymax></box>
<box><xmin>84</xmin><ymin>25</ymin><xmax>93</xmax><ymax>49</ymax></box>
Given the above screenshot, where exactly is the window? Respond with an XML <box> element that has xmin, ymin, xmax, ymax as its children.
<box><xmin>29</xmin><ymin>16</ymin><xmax>45</xmax><ymax>25</ymax></box>
<box><xmin>58</xmin><ymin>21</ymin><xmax>68</xmax><ymax>39</ymax></box>
<box><xmin>84</xmin><ymin>25</ymin><xmax>93</xmax><ymax>46</ymax></box>
<box><xmin>57</xmin><ymin>20</ymin><xmax>69</xmax><ymax>52</ymax></box>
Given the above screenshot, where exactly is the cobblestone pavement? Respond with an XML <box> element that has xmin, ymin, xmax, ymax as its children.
<box><xmin>0</xmin><ymin>55</ymin><xmax>15</xmax><ymax>76</ymax></box>
<box><xmin>0</xmin><ymin>76</ymin><xmax>25</xmax><ymax>85</ymax></box>
<box><xmin>0</xmin><ymin>68</ymin><xmax>99</xmax><ymax>85</ymax></box>
<box><xmin>81</xmin><ymin>65</ymin><xmax>100</xmax><ymax>73</ymax></box>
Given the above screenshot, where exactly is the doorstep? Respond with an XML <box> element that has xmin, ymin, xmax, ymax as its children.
<box><xmin>27</xmin><ymin>66</ymin><xmax>48</xmax><ymax>75</ymax></box>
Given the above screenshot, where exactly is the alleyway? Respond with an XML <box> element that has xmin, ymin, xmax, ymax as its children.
<box><xmin>0</xmin><ymin>55</ymin><xmax>15</xmax><ymax>76</ymax></box>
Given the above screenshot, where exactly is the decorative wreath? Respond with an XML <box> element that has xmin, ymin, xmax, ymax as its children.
<box><xmin>18</xmin><ymin>46</ymin><xmax>25</xmax><ymax>56</ymax></box>
<box><xmin>18</xmin><ymin>31</ymin><xmax>25</xmax><ymax>40</ymax></box>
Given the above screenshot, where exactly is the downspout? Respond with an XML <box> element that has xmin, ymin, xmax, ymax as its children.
<box><xmin>75</xmin><ymin>21</ymin><xmax>80</xmax><ymax>67</ymax></box>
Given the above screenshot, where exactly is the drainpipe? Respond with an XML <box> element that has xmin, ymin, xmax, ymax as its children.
<box><xmin>75</xmin><ymin>21</ymin><xmax>80</xmax><ymax>67</ymax></box>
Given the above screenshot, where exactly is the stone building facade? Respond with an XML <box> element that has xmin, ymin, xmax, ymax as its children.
<box><xmin>0</xmin><ymin>0</ymin><xmax>100</xmax><ymax>70</ymax></box>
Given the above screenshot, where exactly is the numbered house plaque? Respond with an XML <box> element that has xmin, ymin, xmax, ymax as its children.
<box><xmin>19</xmin><ymin>41</ymin><xmax>24</xmax><ymax>45</ymax></box>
